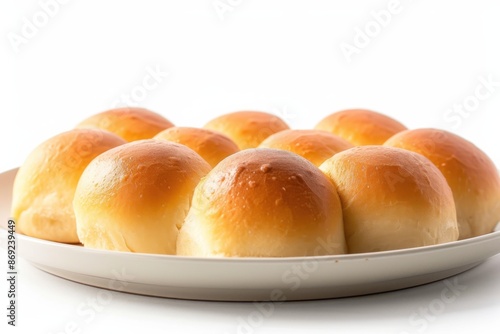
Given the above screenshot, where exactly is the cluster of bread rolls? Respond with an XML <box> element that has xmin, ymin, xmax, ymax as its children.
<box><xmin>11</xmin><ymin>107</ymin><xmax>500</xmax><ymax>256</ymax></box>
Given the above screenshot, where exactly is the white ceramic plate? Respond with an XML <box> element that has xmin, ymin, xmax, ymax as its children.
<box><xmin>1</xmin><ymin>168</ymin><xmax>500</xmax><ymax>301</ymax></box>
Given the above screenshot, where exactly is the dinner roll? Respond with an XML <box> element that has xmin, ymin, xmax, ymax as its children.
<box><xmin>320</xmin><ymin>146</ymin><xmax>458</xmax><ymax>253</ymax></box>
<box><xmin>77</xmin><ymin>107</ymin><xmax>174</xmax><ymax>142</ymax></box>
<box><xmin>154</xmin><ymin>127</ymin><xmax>239</xmax><ymax>168</ymax></box>
<box><xmin>11</xmin><ymin>129</ymin><xmax>126</xmax><ymax>243</ymax></box>
<box><xmin>177</xmin><ymin>148</ymin><xmax>346</xmax><ymax>257</ymax></box>
<box><xmin>203</xmin><ymin>111</ymin><xmax>289</xmax><ymax>149</ymax></box>
<box><xmin>74</xmin><ymin>140</ymin><xmax>211</xmax><ymax>254</ymax></box>
<box><xmin>315</xmin><ymin>109</ymin><xmax>407</xmax><ymax>146</ymax></box>
<box><xmin>259</xmin><ymin>129</ymin><xmax>353</xmax><ymax>166</ymax></box>
<box><xmin>384</xmin><ymin>128</ymin><xmax>500</xmax><ymax>239</ymax></box>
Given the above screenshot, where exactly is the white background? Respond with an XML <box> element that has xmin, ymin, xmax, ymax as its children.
<box><xmin>1</xmin><ymin>0</ymin><xmax>500</xmax><ymax>333</ymax></box>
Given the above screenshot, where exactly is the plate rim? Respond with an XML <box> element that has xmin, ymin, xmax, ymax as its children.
<box><xmin>2</xmin><ymin>227</ymin><xmax>500</xmax><ymax>264</ymax></box>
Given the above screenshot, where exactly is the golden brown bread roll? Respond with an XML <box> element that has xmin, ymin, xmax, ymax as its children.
<box><xmin>203</xmin><ymin>111</ymin><xmax>289</xmax><ymax>149</ymax></box>
<box><xmin>319</xmin><ymin>146</ymin><xmax>458</xmax><ymax>253</ymax></box>
<box><xmin>258</xmin><ymin>129</ymin><xmax>353</xmax><ymax>166</ymax></box>
<box><xmin>76</xmin><ymin>107</ymin><xmax>174</xmax><ymax>142</ymax></box>
<box><xmin>154</xmin><ymin>127</ymin><xmax>239</xmax><ymax>168</ymax></box>
<box><xmin>11</xmin><ymin>129</ymin><xmax>126</xmax><ymax>243</ymax></box>
<box><xmin>74</xmin><ymin>139</ymin><xmax>211</xmax><ymax>254</ymax></box>
<box><xmin>177</xmin><ymin>148</ymin><xmax>346</xmax><ymax>257</ymax></box>
<box><xmin>384</xmin><ymin>128</ymin><xmax>500</xmax><ymax>239</ymax></box>
<box><xmin>315</xmin><ymin>109</ymin><xmax>407</xmax><ymax>146</ymax></box>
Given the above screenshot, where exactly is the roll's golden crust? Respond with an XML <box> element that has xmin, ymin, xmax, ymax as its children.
<box><xmin>320</xmin><ymin>146</ymin><xmax>458</xmax><ymax>253</ymax></box>
<box><xmin>203</xmin><ymin>111</ymin><xmax>289</xmax><ymax>149</ymax></box>
<box><xmin>384</xmin><ymin>128</ymin><xmax>500</xmax><ymax>239</ymax></box>
<box><xmin>259</xmin><ymin>129</ymin><xmax>353</xmax><ymax>166</ymax></box>
<box><xmin>11</xmin><ymin>129</ymin><xmax>126</xmax><ymax>243</ymax></box>
<box><xmin>77</xmin><ymin>107</ymin><xmax>174</xmax><ymax>142</ymax></box>
<box><xmin>177</xmin><ymin>148</ymin><xmax>347</xmax><ymax>257</ymax></box>
<box><xmin>314</xmin><ymin>109</ymin><xmax>407</xmax><ymax>146</ymax></box>
<box><xmin>73</xmin><ymin>140</ymin><xmax>211</xmax><ymax>254</ymax></box>
<box><xmin>154</xmin><ymin>127</ymin><xmax>239</xmax><ymax>168</ymax></box>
